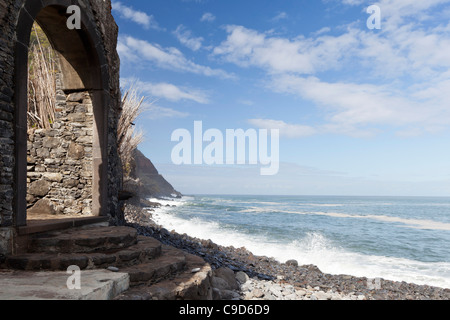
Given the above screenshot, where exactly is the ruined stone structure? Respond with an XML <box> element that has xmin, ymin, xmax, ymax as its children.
<box><xmin>26</xmin><ymin>86</ymin><xmax>95</xmax><ymax>217</ymax></box>
<box><xmin>0</xmin><ymin>0</ymin><xmax>123</xmax><ymax>255</ymax></box>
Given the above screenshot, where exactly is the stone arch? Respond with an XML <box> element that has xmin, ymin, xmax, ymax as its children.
<box><xmin>14</xmin><ymin>0</ymin><xmax>110</xmax><ymax>226</ymax></box>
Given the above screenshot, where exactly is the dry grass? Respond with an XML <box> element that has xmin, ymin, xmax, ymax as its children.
<box><xmin>27</xmin><ymin>24</ymin><xmax>57</xmax><ymax>130</ymax></box>
<box><xmin>118</xmin><ymin>86</ymin><xmax>146</xmax><ymax>177</ymax></box>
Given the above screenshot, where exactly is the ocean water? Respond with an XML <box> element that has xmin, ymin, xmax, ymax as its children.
<box><xmin>149</xmin><ymin>195</ymin><xmax>450</xmax><ymax>289</ymax></box>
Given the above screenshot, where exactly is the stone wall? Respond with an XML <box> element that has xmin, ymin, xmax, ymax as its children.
<box><xmin>0</xmin><ymin>0</ymin><xmax>123</xmax><ymax>254</ymax></box>
<box><xmin>0</xmin><ymin>0</ymin><xmax>17</xmax><ymax>230</ymax></box>
<box><xmin>26</xmin><ymin>77</ymin><xmax>94</xmax><ymax>216</ymax></box>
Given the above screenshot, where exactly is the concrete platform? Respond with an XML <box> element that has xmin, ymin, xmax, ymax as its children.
<box><xmin>0</xmin><ymin>269</ymin><xmax>129</xmax><ymax>300</ymax></box>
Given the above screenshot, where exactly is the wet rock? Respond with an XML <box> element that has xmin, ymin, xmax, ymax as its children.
<box><xmin>235</xmin><ymin>271</ymin><xmax>249</xmax><ymax>285</ymax></box>
<box><xmin>213</xmin><ymin>267</ymin><xmax>239</xmax><ymax>290</ymax></box>
<box><xmin>211</xmin><ymin>277</ymin><xmax>230</xmax><ymax>291</ymax></box>
<box><xmin>285</xmin><ymin>259</ymin><xmax>298</xmax><ymax>267</ymax></box>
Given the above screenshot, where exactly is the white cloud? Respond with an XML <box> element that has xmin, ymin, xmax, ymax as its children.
<box><xmin>270</xmin><ymin>75</ymin><xmax>450</xmax><ymax>137</ymax></box>
<box><xmin>118</xmin><ymin>35</ymin><xmax>235</xmax><ymax>79</ymax></box>
<box><xmin>111</xmin><ymin>2</ymin><xmax>160</xmax><ymax>30</ymax></box>
<box><xmin>337</xmin><ymin>0</ymin><xmax>450</xmax><ymax>29</ymax></box>
<box><xmin>144</xmin><ymin>103</ymin><xmax>189</xmax><ymax>120</ymax></box>
<box><xmin>340</xmin><ymin>0</ymin><xmax>365</xmax><ymax>5</ymax></box>
<box><xmin>173</xmin><ymin>25</ymin><xmax>204</xmax><ymax>51</ymax></box>
<box><xmin>201</xmin><ymin>12</ymin><xmax>216</xmax><ymax>22</ymax></box>
<box><xmin>375</xmin><ymin>0</ymin><xmax>450</xmax><ymax>27</ymax></box>
<box><xmin>121</xmin><ymin>78</ymin><xmax>210</xmax><ymax>104</ymax></box>
<box><xmin>212</xmin><ymin>7</ymin><xmax>450</xmax><ymax>137</ymax></box>
<box><xmin>248</xmin><ymin>119</ymin><xmax>317</xmax><ymax>138</ymax></box>
<box><xmin>311</xmin><ymin>27</ymin><xmax>331</xmax><ymax>36</ymax></box>
<box><xmin>213</xmin><ymin>25</ymin><xmax>358</xmax><ymax>75</ymax></box>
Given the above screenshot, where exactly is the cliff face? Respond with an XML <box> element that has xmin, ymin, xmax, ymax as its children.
<box><xmin>128</xmin><ymin>149</ymin><xmax>182</xmax><ymax>199</ymax></box>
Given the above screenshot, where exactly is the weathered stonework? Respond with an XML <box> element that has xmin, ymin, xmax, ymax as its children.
<box><xmin>0</xmin><ymin>0</ymin><xmax>123</xmax><ymax>254</ymax></box>
<box><xmin>26</xmin><ymin>80</ymin><xmax>94</xmax><ymax>216</ymax></box>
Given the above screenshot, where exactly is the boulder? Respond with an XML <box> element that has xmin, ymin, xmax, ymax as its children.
<box><xmin>285</xmin><ymin>259</ymin><xmax>298</xmax><ymax>267</ymax></box>
<box><xmin>28</xmin><ymin>198</ymin><xmax>57</xmax><ymax>215</ymax></box>
<box><xmin>211</xmin><ymin>276</ymin><xmax>230</xmax><ymax>291</ymax></box>
<box><xmin>28</xmin><ymin>179</ymin><xmax>51</xmax><ymax>197</ymax></box>
<box><xmin>213</xmin><ymin>267</ymin><xmax>239</xmax><ymax>290</ymax></box>
<box><xmin>235</xmin><ymin>271</ymin><xmax>249</xmax><ymax>285</ymax></box>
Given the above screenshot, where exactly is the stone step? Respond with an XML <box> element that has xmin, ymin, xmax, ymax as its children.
<box><xmin>120</xmin><ymin>245</ymin><xmax>187</xmax><ymax>286</ymax></box>
<box><xmin>115</xmin><ymin>251</ymin><xmax>213</xmax><ymax>300</ymax></box>
<box><xmin>0</xmin><ymin>269</ymin><xmax>130</xmax><ymax>300</ymax></box>
<box><xmin>27</xmin><ymin>226</ymin><xmax>138</xmax><ymax>254</ymax></box>
<box><xmin>3</xmin><ymin>236</ymin><xmax>161</xmax><ymax>271</ymax></box>
<box><xmin>1</xmin><ymin>224</ymin><xmax>214</xmax><ymax>300</ymax></box>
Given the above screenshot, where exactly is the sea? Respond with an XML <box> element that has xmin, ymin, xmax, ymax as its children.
<box><xmin>149</xmin><ymin>195</ymin><xmax>450</xmax><ymax>289</ymax></box>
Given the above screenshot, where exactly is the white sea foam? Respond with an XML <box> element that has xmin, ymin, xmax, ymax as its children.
<box><xmin>303</xmin><ymin>211</ymin><xmax>450</xmax><ymax>231</ymax></box>
<box><xmin>300</xmin><ymin>203</ymin><xmax>345</xmax><ymax>207</ymax></box>
<box><xmin>237</xmin><ymin>207</ymin><xmax>450</xmax><ymax>231</ymax></box>
<box><xmin>152</xmin><ymin>206</ymin><xmax>450</xmax><ymax>289</ymax></box>
<box><xmin>147</xmin><ymin>197</ymin><xmax>190</xmax><ymax>208</ymax></box>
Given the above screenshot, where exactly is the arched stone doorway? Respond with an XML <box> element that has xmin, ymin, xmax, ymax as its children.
<box><xmin>15</xmin><ymin>2</ymin><xmax>108</xmax><ymax>227</ymax></box>
<box><xmin>0</xmin><ymin>0</ymin><xmax>122</xmax><ymax>254</ymax></box>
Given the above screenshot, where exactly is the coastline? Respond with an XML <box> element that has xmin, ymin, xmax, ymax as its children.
<box><xmin>124</xmin><ymin>197</ymin><xmax>450</xmax><ymax>300</ymax></box>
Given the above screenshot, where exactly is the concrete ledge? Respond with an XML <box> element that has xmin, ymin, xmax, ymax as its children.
<box><xmin>0</xmin><ymin>269</ymin><xmax>129</xmax><ymax>300</ymax></box>
<box><xmin>17</xmin><ymin>216</ymin><xmax>109</xmax><ymax>236</ymax></box>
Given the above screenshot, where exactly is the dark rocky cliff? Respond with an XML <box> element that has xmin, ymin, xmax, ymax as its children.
<box><xmin>126</xmin><ymin>149</ymin><xmax>182</xmax><ymax>199</ymax></box>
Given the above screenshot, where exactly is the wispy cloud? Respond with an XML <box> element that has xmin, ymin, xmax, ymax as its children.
<box><xmin>118</xmin><ymin>35</ymin><xmax>235</xmax><ymax>79</ymax></box>
<box><xmin>121</xmin><ymin>77</ymin><xmax>210</xmax><ymax>104</ymax></box>
<box><xmin>201</xmin><ymin>12</ymin><xmax>216</xmax><ymax>22</ymax></box>
<box><xmin>248</xmin><ymin>119</ymin><xmax>317</xmax><ymax>138</ymax></box>
<box><xmin>144</xmin><ymin>103</ymin><xmax>189</xmax><ymax>120</ymax></box>
<box><xmin>111</xmin><ymin>2</ymin><xmax>161</xmax><ymax>30</ymax></box>
<box><xmin>272</xmin><ymin>12</ymin><xmax>288</xmax><ymax>21</ymax></box>
<box><xmin>270</xmin><ymin>75</ymin><xmax>450</xmax><ymax>137</ymax></box>
<box><xmin>173</xmin><ymin>25</ymin><xmax>204</xmax><ymax>51</ymax></box>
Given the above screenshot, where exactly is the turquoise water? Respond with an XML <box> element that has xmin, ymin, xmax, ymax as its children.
<box><xmin>151</xmin><ymin>195</ymin><xmax>450</xmax><ymax>288</ymax></box>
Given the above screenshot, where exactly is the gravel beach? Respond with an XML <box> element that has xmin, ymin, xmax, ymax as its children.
<box><xmin>124</xmin><ymin>199</ymin><xmax>450</xmax><ymax>300</ymax></box>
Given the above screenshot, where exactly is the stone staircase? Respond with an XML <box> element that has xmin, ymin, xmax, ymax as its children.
<box><xmin>0</xmin><ymin>225</ymin><xmax>213</xmax><ymax>300</ymax></box>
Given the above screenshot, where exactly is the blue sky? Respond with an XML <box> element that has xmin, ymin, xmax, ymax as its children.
<box><xmin>112</xmin><ymin>0</ymin><xmax>450</xmax><ymax>196</ymax></box>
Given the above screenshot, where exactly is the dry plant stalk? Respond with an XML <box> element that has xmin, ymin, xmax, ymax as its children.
<box><xmin>118</xmin><ymin>86</ymin><xmax>146</xmax><ymax>177</ymax></box>
<box><xmin>27</xmin><ymin>25</ymin><xmax>57</xmax><ymax>129</ymax></box>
